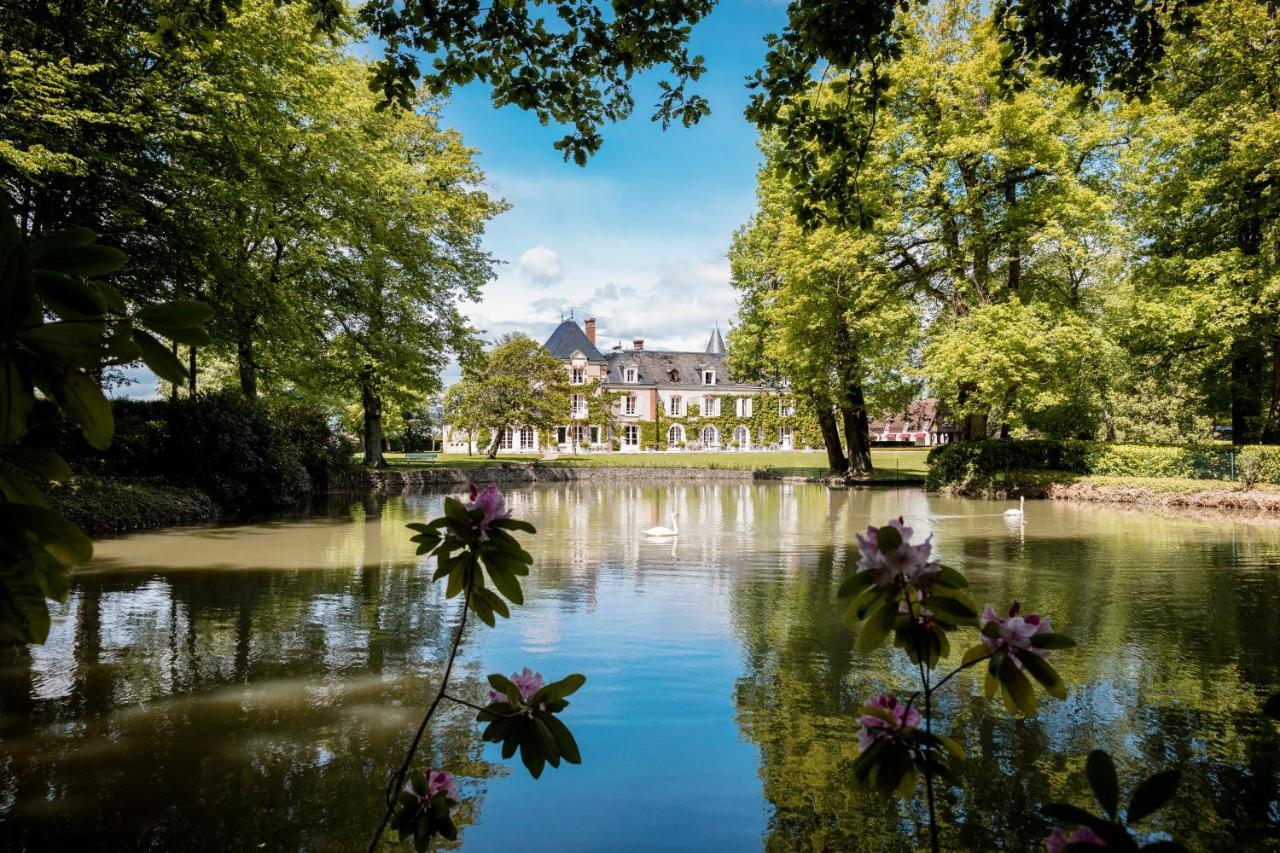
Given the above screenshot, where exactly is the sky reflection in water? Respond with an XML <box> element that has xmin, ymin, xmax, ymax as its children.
<box><xmin>1</xmin><ymin>483</ymin><xmax>1278</xmax><ymax>851</ymax></box>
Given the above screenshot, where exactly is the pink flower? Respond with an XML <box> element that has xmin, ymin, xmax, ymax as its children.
<box><xmin>1046</xmin><ymin>825</ymin><xmax>1107</xmax><ymax>852</ymax></box>
<box><xmin>426</xmin><ymin>769</ymin><xmax>458</xmax><ymax>802</ymax></box>
<box><xmin>488</xmin><ymin>667</ymin><xmax>545</xmax><ymax>705</ymax></box>
<box><xmin>855</xmin><ymin>517</ymin><xmax>941</xmax><ymax>589</ymax></box>
<box><xmin>857</xmin><ymin>694</ymin><xmax>922</xmax><ymax>750</ymax></box>
<box><xmin>981</xmin><ymin>601</ymin><xmax>1053</xmax><ymax>664</ymax></box>
<box><xmin>464</xmin><ymin>484</ymin><xmax>510</xmax><ymax>538</ymax></box>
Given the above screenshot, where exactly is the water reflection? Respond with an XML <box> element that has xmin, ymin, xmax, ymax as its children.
<box><xmin>1</xmin><ymin>485</ymin><xmax>1277</xmax><ymax>850</ymax></box>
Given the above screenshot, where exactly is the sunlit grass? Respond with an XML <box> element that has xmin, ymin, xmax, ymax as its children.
<box><xmin>373</xmin><ymin>448</ymin><xmax>930</xmax><ymax>480</ymax></box>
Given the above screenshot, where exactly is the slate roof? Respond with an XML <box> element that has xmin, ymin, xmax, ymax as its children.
<box><xmin>601</xmin><ymin>349</ymin><xmax>770</xmax><ymax>391</ymax></box>
<box><xmin>705</xmin><ymin>326</ymin><xmax>726</xmax><ymax>354</ymax></box>
<box><xmin>543</xmin><ymin>319</ymin><xmax>605</xmax><ymax>361</ymax></box>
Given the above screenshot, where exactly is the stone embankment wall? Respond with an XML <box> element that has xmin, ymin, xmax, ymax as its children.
<box><xmin>328</xmin><ymin>465</ymin><xmax>766</xmax><ymax>495</ymax></box>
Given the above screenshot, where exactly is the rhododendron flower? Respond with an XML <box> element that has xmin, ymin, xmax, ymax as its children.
<box><xmin>404</xmin><ymin>768</ymin><xmax>459</xmax><ymax>816</ymax></box>
<box><xmin>464</xmin><ymin>484</ymin><xmax>510</xmax><ymax>538</ymax></box>
<box><xmin>857</xmin><ymin>694</ymin><xmax>922</xmax><ymax>750</ymax></box>
<box><xmin>1045</xmin><ymin>825</ymin><xmax>1107</xmax><ymax>851</ymax></box>
<box><xmin>489</xmin><ymin>667</ymin><xmax>545</xmax><ymax>705</ymax></box>
<box><xmin>981</xmin><ymin>601</ymin><xmax>1053</xmax><ymax>663</ymax></box>
<box><xmin>855</xmin><ymin>517</ymin><xmax>941</xmax><ymax>589</ymax></box>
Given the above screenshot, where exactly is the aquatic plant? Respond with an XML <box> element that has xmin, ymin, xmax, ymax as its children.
<box><xmin>371</xmin><ymin>484</ymin><xmax>585</xmax><ymax>851</ymax></box>
<box><xmin>840</xmin><ymin>518</ymin><xmax>1186</xmax><ymax>852</ymax></box>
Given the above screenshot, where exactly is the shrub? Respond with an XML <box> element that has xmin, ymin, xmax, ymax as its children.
<box><xmin>925</xmin><ymin>440</ymin><xmax>1089</xmax><ymax>490</ymax></box>
<box><xmin>32</xmin><ymin>391</ymin><xmax>355</xmax><ymax>511</ymax></box>
<box><xmin>1236</xmin><ymin>445</ymin><xmax>1280</xmax><ymax>489</ymax></box>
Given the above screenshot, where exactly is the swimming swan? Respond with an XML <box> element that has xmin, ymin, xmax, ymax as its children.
<box><xmin>1004</xmin><ymin>496</ymin><xmax>1025</xmax><ymax>519</ymax></box>
<box><xmin>643</xmin><ymin>512</ymin><xmax>679</xmax><ymax>537</ymax></box>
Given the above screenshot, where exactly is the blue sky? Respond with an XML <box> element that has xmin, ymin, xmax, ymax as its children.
<box><xmin>441</xmin><ymin>0</ymin><xmax>787</xmax><ymax>359</ymax></box>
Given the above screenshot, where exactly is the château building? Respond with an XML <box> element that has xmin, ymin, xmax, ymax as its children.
<box><xmin>443</xmin><ymin>317</ymin><xmax>812</xmax><ymax>453</ymax></box>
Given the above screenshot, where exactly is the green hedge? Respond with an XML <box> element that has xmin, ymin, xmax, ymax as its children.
<box><xmin>48</xmin><ymin>476</ymin><xmax>219</xmax><ymax>536</ymax></box>
<box><xmin>927</xmin><ymin>440</ymin><xmax>1280</xmax><ymax>490</ymax></box>
<box><xmin>31</xmin><ymin>391</ymin><xmax>356</xmax><ymax>511</ymax></box>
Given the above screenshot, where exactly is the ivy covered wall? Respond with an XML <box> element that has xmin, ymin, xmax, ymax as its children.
<box><xmin>587</xmin><ymin>391</ymin><xmax>823</xmax><ymax>451</ymax></box>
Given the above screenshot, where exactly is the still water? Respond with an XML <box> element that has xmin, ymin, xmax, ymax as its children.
<box><xmin>2</xmin><ymin>483</ymin><xmax>1278</xmax><ymax>851</ymax></box>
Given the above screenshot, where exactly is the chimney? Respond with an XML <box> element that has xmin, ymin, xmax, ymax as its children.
<box><xmin>585</xmin><ymin>317</ymin><xmax>596</xmax><ymax>344</ymax></box>
<box><xmin>633</xmin><ymin>338</ymin><xmax>644</xmax><ymax>351</ymax></box>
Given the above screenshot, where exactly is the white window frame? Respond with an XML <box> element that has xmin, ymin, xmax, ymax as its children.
<box><xmin>624</xmin><ymin>367</ymin><xmax>638</xmax><ymax>384</ymax></box>
<box><xmin>702</xmin><ymin>369</ymin><xmax>716</xmax><ymax>386</ymax></box>
<box><xmin>623</xmin><ymin>424</ymin><xmax>639</xmax><ymax>446</ymax></box>
<box><xmin>570</xmin><ymin>393</ymin><xmax>587</xmax><ymax>419</ymax></box>
<box><xmin>701</xmin><ymin>424</ymin><xmax>719</xmax><ymax>447</ymax></box>
<box><xmin>668</xmin><ymin>424</ymin><xmax>685</xmax><ymax>445</ymax></box>
<box><xmin>571</xmin><ymin>367</ymin><xmax>585</xmax><ymax>385</ymax></box>
<box><xmin>736</xmin><ymin>397</ymin><xmax>753</xmax><ymax>417</ymax></box>
<box><xmin>668</xmin><ymin>395</ymin><xmax>684</xmax><ymax>416</ymax></box>
<box><xmin>733</xmin><ymin>425</ymin><xmax>750</xmax><ymax>449</ymax></box>
<box><xmin>780</xmin><ymin>425</ymin><xmax>794</xmax><ymax>449</ymax></box>
<box><xmin>499</xmin><ymin>428</ymin><xmax>514</xmax><ymax>450</ymax></box>
<box><xmin>704</xmin><ymin>395</ymin><xmax>719</xmax><ymax>417</ymax></box>
<box><xmin>779</xmin><ymin>398</ymin><xmax>793</xmax><ymax>417</ymax></box>
<box><xmin>624</xmin><ymin>395</ymin><xmax>637</xmax><ymax>416</ymax></box>
<box><xmin>520</xmin><ymin>427</ymin><xmax>536</xmax><ymax>450</ymax></box>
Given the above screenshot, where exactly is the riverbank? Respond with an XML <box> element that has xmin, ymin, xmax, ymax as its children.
<box><xmin>940</xmin><ymin>470</ymin><xmax>1280</xmax><ymax>510</ymax></box>
<box><xmin>48</xmin><ymin>476</ymin><xmax>220</xmax><ymax>536</ymax></box>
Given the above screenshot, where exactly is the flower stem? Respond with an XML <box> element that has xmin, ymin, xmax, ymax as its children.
<box><xmin>368</xmin><ymin>557</ymin><xmax>476</xmax><ymax>852</ymax></box>
<box><xmin>900</xmin><ymin>581</ymin><xmax>940</xmax><ymax>853</ymax></box>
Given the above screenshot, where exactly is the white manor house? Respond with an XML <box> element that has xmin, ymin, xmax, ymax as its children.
<box><xmin>442</xmin><ymin>317</ymin><xmax>804</xmax><ymax>454</ymax></box>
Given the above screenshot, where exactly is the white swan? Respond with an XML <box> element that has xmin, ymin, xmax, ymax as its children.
<box><xmin>643</xmin><ymin>512</ymin><xmax>679</xmax><ymax>537</ymax></box>
<box><xmin>1004</xmin><ymin>495</ymin><xmax>1025</xmax><ymax>519</ymax></box>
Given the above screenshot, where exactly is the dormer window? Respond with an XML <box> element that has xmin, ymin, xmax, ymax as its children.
<box><xmin>624</xmin><ymin>367</ymin><xmax>638</xmax><ymax>384</ymax></box>
<box><xmin>702</xmin><ymin>370</ymin><xmax>715</xmax><ymax>386</ymax></box>
<box><xmin>668</xmin><ymin>368</ymin><xmax>680</xmax><ymax>383</ymax></box>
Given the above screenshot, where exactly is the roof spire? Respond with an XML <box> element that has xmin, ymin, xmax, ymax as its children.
<box><xmin>705</xmin><ymin>323</ymin><xmax>726</xmax><ymax>355</ymax></box>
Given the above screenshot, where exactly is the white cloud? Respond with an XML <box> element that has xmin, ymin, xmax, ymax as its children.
<box><xmin>518</xmin><ymin>244</ymin><xmax>563</xmax><ymax>284</ymax></box>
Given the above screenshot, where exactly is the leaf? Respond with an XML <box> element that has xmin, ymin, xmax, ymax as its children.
<box><xmin>1262</xmin><ymin>692</ymin><xmax>1280</xmax><ymax>719</ymax></box>
<box><xmin>0</xmin><ymin>354</ymin><xmax>33</xmax><ymax>443</ymax></box>
<box><xmin>1126</xmin><ymin>769</ymin><xmax>1180</xmax><ymax>825</ymax></box>
<box><xmin>0</xmin><ymin>447</ymin><xmax>71</xmax><ymax>481</ymax></box>
<box><xmin>482</xmin><ymin>556</ymin><xmax>524</xmax><ymax>604</ymax></box>
<box><xmin>876</xmin><ymin>524</ymin><xmax>902</xmax><ymax>553</ymax></box>
<box><xmin>0</xmin><ymin>502</ymin><xmax>94</xmax><ymax>565</ymax></box>
<box><xmin>492</xmin><ymin>518</ymin><xmax>535</xmax><ymax>533</ymax></box>
<box><xmin>998</xmin><ymin>658</ymin><xmax>1037</xmax><ymax>716</ymax></box>
<box><xmin>30</xmin><ymin>227</ymin><xmax>95</xmax><ymax>259</ymax></box>
<box><xmin>135</xmin><ymin>299</ymin><xmax>214</xmax><ymax>330</ymax></box>
<box><xmin>1042</xmin><ymin>802</ymin><xmax>1102</xmax><ymax>827</ymax></box>
<box><xmin>33</xmin><ymin>270</ymin><xmax>106</xmax><ymax>318</ymax></box>
<box><xmin>488</xmin><ymin>673</ymin><xmax>521</xmax><ymax>706</ymax></box>
<box><xmin>469</xmin><ymin>591</ymin><xmax>496</xmax><ymax>627</ymax></box>
<box><xmin>0</xmin><ymin>466</ymin><xmax>47</xmax><ymax>507</ymax></box>
<box><xmin>18</xmin><ymin>322</ymin><xmax>108</xmax><ymax>367</ymax></box>
<box><xmin>1020</xmin><ymin>652</ymin><xmax>1068</xmax><ymax>700</ymax></box>
<box><xmin>857</xmin><ymin>599</ymin><xmax>898</xmax><ymax>654</ymax></box>
<box><xmin>533</xmin><ymin>673</ymin><xmax>586</xmax><ymax>703</ymax></box>
<box><xmin>961</xmin><ymin>643</ymin><xmax>990</xmax><ymax>666</ymax></box>
<box><xmin>134</xmin><ymin>329</ymin><xmax>189</xmax><ymax>384</ymax></box>
<box><xmin>39</xmin><ymin>244</ymin><xmax>126</xmax><ymax>277</ymax></box>
<box><xmin>541</xmin><ymin>712</ymin><xmax>581</xmax><ymax>763</ymax></box>
<box><xmin>1031</xmin><ymin>633</ymin><xmax>1078</xmax><ymax>650</ymax></box>
<box><xmin>1</xmin><ymin>244</ymin><xmax>34</xmax><ymax>337</ymax></box>
<box><xmin>922</xmin><ymin>594</ymin><xmax>979</xmax><ymax>623</ymax></box>
<box><xmin>931</xmin><ymin>732</ymin><xmax>965</xmax><ymax>758</ymax></box>
<box><xmin>932</xmin><ymin>564</ymin><xmax>969</xmax><ymax>589</ymax></box>
<box><xmin>56</xmin><ymin>370</ymin><xmax>114</xmax><ymax>449</ymax></box>
<box><xmin>1086</xmin><ymin>749</ymin><xmax>1120</xmax><ymax>818</ymax></box>
<box><xmin>532</xmin><ymin>716</ymin><xmax>561</xmax><ymax>766</ymax></box>
<box><xmin>838</xmin><ymin>570</ymin><xmax>875</xmax><ymax>598</ymax></box>
<box><xmin>0</xmin><ymin>562</ymin><xmax>52</xmax><ymax>644</ymax></box>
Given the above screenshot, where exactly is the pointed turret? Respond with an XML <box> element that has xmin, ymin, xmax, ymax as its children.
<box><xmin>705</xmin><ymin>324</ymin><xmax>726</xmax><ymax>355</ymax></box>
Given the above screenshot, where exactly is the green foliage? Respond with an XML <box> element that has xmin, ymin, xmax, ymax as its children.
<box><xmin>46</xmin><ymin>475</ymin><xmax>217</xmax><ymax>536</ymax></box>
<box><xmin>0</xmin><ymin>195</ymin><xmax>209</xmax><ymax>644</ymax></box>
<box><xmin>926</xmin><ymin>440</ymin><xmax>1090</xmax><ymax>490</ymax></box>
<box><xmin>478</xmin><ymin>673</ymin><xmax>585</xmax><ymax>779</ymax></box>
<box><xmin>1041</xmin><ymin>749</ymin><xmax>1186</xmax><ymax>851</ymax></box>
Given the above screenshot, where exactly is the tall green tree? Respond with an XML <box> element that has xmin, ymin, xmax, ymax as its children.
<box><xmin>444</xmin><ymin>335</ymin><xmax>569</xmax><ymax>459</ymax></box>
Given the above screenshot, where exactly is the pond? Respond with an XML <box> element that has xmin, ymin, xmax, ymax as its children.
<box><xmin>1</xmin><ymin>483</ymin><xmax>1278</xmax><ymax>851</ymax></box>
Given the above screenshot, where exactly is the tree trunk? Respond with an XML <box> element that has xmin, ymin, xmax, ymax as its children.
<box><xmin>361</xmin><ymin>365</ymin><xmax>387</xmax><ymax>467</ymax></box>
<box><xmin>840</xmin><ymin>400</ymin><xmax>873</xmax><ymax>476</ymax></box>
<box><xmin>1232</xmin><ymin>339</ymin><xmax>1267</xmax><ymax>444</ymax></box>
<box><xmin>485</xmin><ymin>429</ymin><xmax>501</xmax><ymax>459</ymax></box>
<box><xmin>236</xmin><ymin>322</ymin><xmax>256</xmax><ymax>398</ymax></box>
<box><xmin>815</xmin><ymin>399</ymin><xmax>848</xmax><ymax>473</ymax></box>
<box><xmin>188</xmin><ymin>345</ymin><xmax>197</xmax><ymax>394</ymax></box>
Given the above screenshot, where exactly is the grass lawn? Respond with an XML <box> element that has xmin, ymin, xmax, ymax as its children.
<box><xmin>374</xmin><ymin>448</ymin><xmax>930</xmax><ymax>480</ymax></box>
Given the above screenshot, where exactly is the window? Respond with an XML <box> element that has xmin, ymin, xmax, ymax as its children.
<box><xmin>624</xmin><ymin>395</ymin><xmax>637</xmax><ymax>416</ymax></box>
<box><xmin>704</xmin><ymin>395</ymin><xmax>720</xmax><ymax>417</ymax></box>
<box><xmin>667</xmin><ymin>395</ymin><xmax>684</xmax><ymax>416</ymax></box>
<box><xmin>667</xmin><ymin>368</ymin><xmax>680</xmax><ymax>382</ymax></box>
<box><xmin>780</xmin><ymin>425</ymin><xmax>794</xmax><ymax>449</ymax></box>
<box><xmin>668</xmin><ymin>424</ymin><xmax>685</xmax><ymax>446</ymax></box>
<box><xmin>736</xmin><ymin>397</ymin><xmax>753</xmax><ymax>417</ymax></box>
<box><xmin>520</xmin><ymin>427</ymin><xmax>536</xmax><ymax>450</ymax></box>
<box><xmin>573</xmin><ymin>425</ymin><xmax>588</xmax><ymax>445</ymax></box>
<box><xmin>702</xmin><ymin>369</ymin><xmax>715</xmax><ymax>385</ymax></box>
<box><xmin>498</xmin><ymin>428</ymin><xmax>514</xmax><ymax>450</ymax></box>
<box><xmin>733</xmin><ymin>425</ymin><xmax>750</xmax><ymax>450</ymax></box>
<box><xmin>624</xmin><ymin>367</ymin><xmax>638</xmax><ymax>383</ymax></box>
<box><xmin>701</xmin><ymin>424</ymin><xmax>720</xmax><ymax>447</ymax></box>
<box><xmin>589</xmin><ymin>425</ymin><xmax>601</xmax><ymax>444</ymax></box>
<box><xmin>571</xmin><ymin>367</ymin><xmax>585</xmax><ymax>385</ymax></box>
<box><xmin>779</xmin><ymin>398</ymin><xmax>793</xmax><ymax>417</ymax></box>
<box><xmin>556</xmin><ymin>426</ymin><xmax>567</xmax><ymax>444</ymax></box>
<box><xmin>623</xmin><ymin>425</ymin><xmax>639</xmax><ymax>446</ymax></box>
<box><xmin>571</xmin><ymin>394</ymin><xmax>586</xmax><ymax>418</ymax></box>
